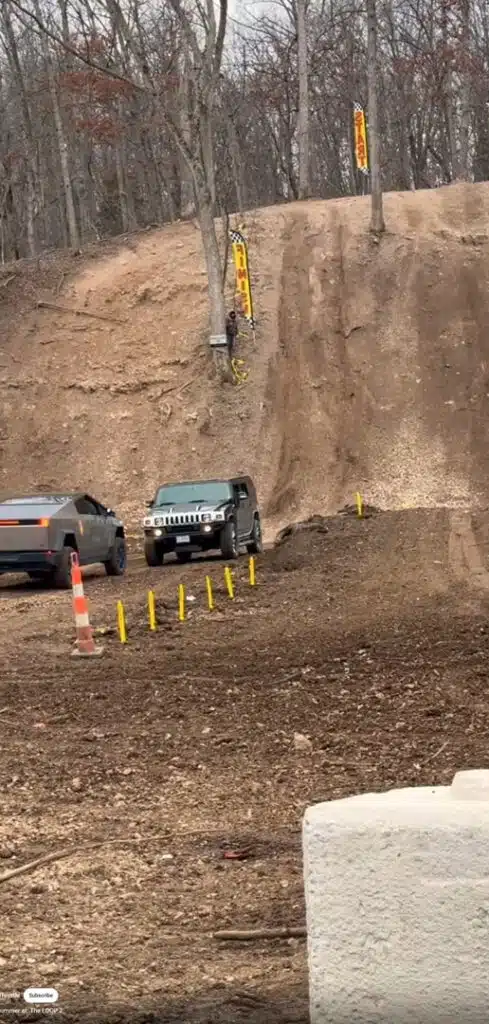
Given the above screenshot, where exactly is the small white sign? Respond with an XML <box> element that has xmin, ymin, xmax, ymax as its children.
<box><xmin>176</xmin><ymin>535</ymin><xmax>190</xmax><ymax>544</ymax></box>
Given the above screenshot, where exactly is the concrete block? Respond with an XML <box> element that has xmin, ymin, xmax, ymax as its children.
<box><xmin>303</xmin><ymin>770</ymin><xmax>489</xmax><ymax>1024</ymax></box>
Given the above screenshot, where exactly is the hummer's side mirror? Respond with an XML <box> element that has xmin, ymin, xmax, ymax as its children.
<box><xmin>145</xmin><ymin>500</ymin><xmax>153</xmax><ymax>508</ymax></box>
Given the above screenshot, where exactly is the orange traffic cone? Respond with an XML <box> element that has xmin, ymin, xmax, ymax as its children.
<box><xmin>70</xmin><ymin>552</ymin><xmax>103</xmax><ymax>658</ymax></box>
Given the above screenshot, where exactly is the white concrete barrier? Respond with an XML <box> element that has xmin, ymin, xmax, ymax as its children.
<box><xmin>303</xmin><ymin>770</ymin><xmax>489</xmax><ymax>1024</ymax></box>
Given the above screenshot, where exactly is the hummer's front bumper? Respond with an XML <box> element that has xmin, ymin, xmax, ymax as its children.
<box><xmin>144</xmin><ymin>523</ymin><xmax>223</xmax><ymax>549</ymax></box>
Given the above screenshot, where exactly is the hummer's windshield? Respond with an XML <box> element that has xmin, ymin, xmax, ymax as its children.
<box><xmin>153</xmin><ymin>482</ymin><xmax>232</xmax><ymax>507</ymax></box>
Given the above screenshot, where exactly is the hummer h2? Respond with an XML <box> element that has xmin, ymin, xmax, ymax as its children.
<box><xmin>142</xmin><ymin>476</ymin><xmax>263</xmax><ymax>565</ymax></box>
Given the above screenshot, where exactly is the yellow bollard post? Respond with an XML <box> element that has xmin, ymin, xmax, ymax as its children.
<box><xmin>249</xmin><ymin>556</ymin><xmax>256</xmax><ymax>586</ymax></box>
<box><xmin>356</xmin><ymin>492</ymin><xmax>363</xmax><ymax>518</ymax></box>
<box><xmin>117</xmin><ymin>600</ymin><xmax>127</xmax><ymax>644</ymax></box>
<box><xmin>206</xmin><ymin>575</ymin><xmax>214</xmax><ymax>611</ymax></box>
<box><xmin>224</xmin><ymin>566</ymin><xmax>234</xmax><ymax>599</ymax></box>
<box><xmin>148</xmin><ymin>590</ymin><xmax>157</xmax><ymax>631</ymax></box>
<box><xmin>178</xmin><ymin>583</ymin><xmax>186</xmax><ymax>621</ymax></box>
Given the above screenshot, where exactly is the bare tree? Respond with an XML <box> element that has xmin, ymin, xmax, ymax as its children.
<box><xmin>366</xmin><ymin>0</ymin><xmax>385</xmax><ymax>232</ymax></box>
<box><xmin>296</xmin><ymin>0</ymin><xmax>310</xmax><ymax>199</ymax></box>
<box><xmin>34</xmin><ymin>0</ymin><xmax>80</xmax><ymax>248</ymax></box>
<box><xmin>1</xmin><ymin>0</ymin><xmax>38</xmax><ymax>256</ymax></box>
<box><xmin>0</xmin><ymin>0</ymin><xmax>487</xmax><ymax>266</ymax></box>
<box><xmin>11</xmin><ymin>0</ymin><xmax>228</xmax><ymax>343</ymax></box>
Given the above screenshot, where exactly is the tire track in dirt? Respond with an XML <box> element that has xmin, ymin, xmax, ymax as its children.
<box><xmin>263</xmin><ymin>206</ymin><xmax>362</xmax><ymax>524</ymax></box>
<box><xmin>448</xmin><ymin>510</ymin><xmax>489</xmax><ymax>589</ymax></box>
<box><xmin>264</xmin><ymin>211</ymin><xmax>316</xmax><ymax>518</ymax></box>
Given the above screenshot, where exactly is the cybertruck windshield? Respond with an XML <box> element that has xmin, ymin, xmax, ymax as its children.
<box><xmin>154</xmin><ymin>482</ymin><xmax>232</xmax><ymax>506</ymax></box>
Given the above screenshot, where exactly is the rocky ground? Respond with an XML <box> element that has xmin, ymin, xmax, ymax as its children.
<box><xmin>0</xmin><ymin>509</ymin><xmax>488</xmax><ymax>1023</ymax></box>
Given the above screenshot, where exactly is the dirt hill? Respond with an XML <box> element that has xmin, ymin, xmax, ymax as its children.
<box><xmin>2</xmin><ymin>181</ymin><xmax>489</xmax><ymax>536</ymax></box>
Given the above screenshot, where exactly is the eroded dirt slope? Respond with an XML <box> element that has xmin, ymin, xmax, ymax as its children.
<box><xmin>1</xmin><ymin>183</ymin><xmax>489</xmax><ymax>533</ymax></box>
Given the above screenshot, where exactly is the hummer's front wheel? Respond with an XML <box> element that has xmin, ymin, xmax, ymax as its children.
<box><xmin>144</xmin><ymin>538</ymin><xmax>164</xmax><ymax>567</ymax></box>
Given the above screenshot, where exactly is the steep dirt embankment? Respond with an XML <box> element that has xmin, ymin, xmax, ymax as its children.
<box><xmin>263</xmin><ymin>184</ymin><xmax>489</xmax><ymax>524</ymax></box>
<box><xmin>1</xmin><ymin>183</ymin><xmax>489</xmax><ymax>536</ymax></box>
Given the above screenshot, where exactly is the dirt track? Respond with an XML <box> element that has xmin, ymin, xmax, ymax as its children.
<box><xmin>1</xmin><ymin>509</ymin><xmax>489</xmax><ymax>1022</ymax></box>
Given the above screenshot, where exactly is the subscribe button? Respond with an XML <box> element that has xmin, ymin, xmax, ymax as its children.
<box><xmin>24</xmin><ymin>989</ymin><xmax>59</xmax><ymax>1004</ymax></box>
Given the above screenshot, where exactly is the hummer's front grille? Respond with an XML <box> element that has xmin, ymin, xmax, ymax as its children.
<box><xmin>163</xmin><ymin>513</ymin><xmax>202</xmax><ymax>526</ymax></box>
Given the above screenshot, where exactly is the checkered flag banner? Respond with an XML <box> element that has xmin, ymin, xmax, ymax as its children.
<box><xmin>229</xmin><ymin>228</ymin><xmax>255</xmax><ymax>329</ymax></box>
<box><xmin>353</xmin><ymin>102</ymin><xmax>369</xmax><ymax>175</ymax></box>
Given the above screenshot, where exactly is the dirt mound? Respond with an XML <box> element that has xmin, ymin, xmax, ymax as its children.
<box><xmin>1</xmin><ymin>183</ymin><xmax>489</xmax><ymax>534</ymax></box>
<box><xmin>274</xmin><ymin>504</ymin><xmax>381</xmax><ymax>547</ymax></box>
<box><xmin>267</xmin><ymin>508</ymin><xmax>451</xmax><ymax>581</ymax></box>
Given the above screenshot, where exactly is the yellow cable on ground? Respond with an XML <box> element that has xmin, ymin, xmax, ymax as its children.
<box><xmin>231</xmin><ymin>357</ymin><xmax>249</xmax><ymax>384</ymax></box>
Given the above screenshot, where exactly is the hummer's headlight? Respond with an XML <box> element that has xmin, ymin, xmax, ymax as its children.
<box><xmin>143</xmin><ymin>517</ymin><xmax>152</xmax><ymax>527</ymax></box>
<box><xmin>213</xmin><ymin>511</ymin><xmax>225</xmax><ymax>521</ymax></box>
<box><xmin>201</xmin><ymin>513</ymin><xmax>212</xmax><ymax>522</ymax></box>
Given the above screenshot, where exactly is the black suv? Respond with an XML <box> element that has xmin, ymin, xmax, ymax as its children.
<box><xmin>142</xmin><ymin>476</ymin><xmax>263</xmax><ymax>565</ymax></box>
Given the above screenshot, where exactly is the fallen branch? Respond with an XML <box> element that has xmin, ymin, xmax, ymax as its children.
<box><xmin>36</xmin><ymin>300</ymin><xmax>126</xmax><ymax>325</ymax></box>
<box><xmin>0</xmin><ymin>821</ymin><xmax>300</xmax><ymax>885</ymax></box>
<box><xmin>0</xmin><ymin>846</ymin><xmax>93</xmax><ymax>884</ymax></box>
<box><xmin>161</xmin><ymin>377</ymin><xmax>196</xmax><ymax>397</ymax></box>
<box><xmin>0</xmin><ymin>275</ymin><xmax>15</xmax><ymax>289</ymax></box>
<box><xmin>421</xmin><ymin>739</ymin><xmax>449</xmax><ymax>765</ymax></box>
<box><xmin>213</xmin><ymin>926</ymin><xmax>306</xmax><ymax>941</ymax></box>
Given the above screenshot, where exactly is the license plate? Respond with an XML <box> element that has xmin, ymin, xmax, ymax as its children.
<box><xmin>177</xmin><ymin>535</ymin><xmax>190</xmax><ymax>544</ymax></box>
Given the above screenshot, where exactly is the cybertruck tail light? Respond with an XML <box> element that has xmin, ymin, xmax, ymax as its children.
<box><xmin>0</xmin><ymin>518</ymin><xmax>49</xmax><ymax>526</ymax></box>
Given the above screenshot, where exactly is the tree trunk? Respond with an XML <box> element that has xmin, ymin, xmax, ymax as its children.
<box><xmin>2</xmin><ymin>0</ymin><xmax>38</xmax><ymax>256</ymax></box>
<box><xmin>457</xmin><ymin>0</ymin><xmax>471</xmax><ymax>181</ymax></box>
<box><xmin>46</xmin><ymin>60</ymin><xmax>80</xmax><ymax>248</ymax></box>
<box><xmin>114</xmin><ymin>143</ymin><xmax>129</xmax><ymax>233</ymax></box>
<box><xmin>440</xmin><ymin>0</ymin><xmax>458</xmax><ymax>180</ymax></box>
<box><xmin>200</xmin><ymin>109</ymin><xmax>217</xmax><ymax>210</ymax></box>
<box><xmin>197</xmin><ymin>187</ymin><xmax>226</xmax><ymax>336</ymax></box>
<box><xmin>366</xmin><ymin>0</ymin><xmax>385</xmax><ymax>233</ymax></box>
<box><xmin>179</xmin><ymin>64</ymin><xmax>195</xmax><ymax>218</ymax></box>
<box><xmin>296</xmin><ymin>0</ymin><xmax>309</xmax><ymax>200</ymax></box>
<box><xmin>225</xmin><ymin>109</ymin><xmax>247</xmax><ymax>214</ymax></box>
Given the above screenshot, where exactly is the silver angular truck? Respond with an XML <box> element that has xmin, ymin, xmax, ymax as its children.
<box><xmin>0</xmin><ymin>492</ymin><xmax>126</xmax><ymax>587</ymax></box>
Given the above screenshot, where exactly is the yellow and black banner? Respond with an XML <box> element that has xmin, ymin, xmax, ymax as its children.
<box><xmin>229</xmin><ymin>228</ymin><xmax>255</xmax><ymax>329</ymax></box>
<box><xmin>353</xmin><ymin>103</ymin><xmax>369</xmax><ymax>174</ymax></box>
